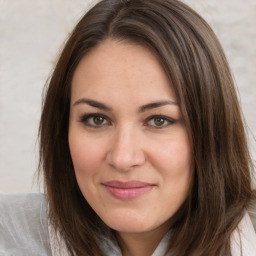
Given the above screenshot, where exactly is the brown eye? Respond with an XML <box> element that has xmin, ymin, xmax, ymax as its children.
<box><xmin>80</xmin><ymin>114</ymin><xmax>109</xmax><ymax>127</ymax></box>
<box><xmin>153</xmin><ymin>117</ymin><xmax>165</xmax><ymax>127</ymax></box>
<box><xmin>93</xmin><ymin>116</ymin><xmax>105</xmax><ymax>125</ymax></box>
<box><xmin>146</xmin><ymin>115</ymin><xmax>175</xmax><ymax>128</ymax></box>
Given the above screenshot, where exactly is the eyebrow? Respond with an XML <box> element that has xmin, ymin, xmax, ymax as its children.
<box><xmin>138</xmin><ymin>100</ymin><xmax>178</xmax><ymax>113</ymax></box>
<box><xmin>73</xmin><ymin>98</ymin><xmax>113</xmax><ymax>111</ymax></box>
<box><xmin>73</xmin><ymin>98</ymin><xmax>178</xmax><ymax>112</ymax></box>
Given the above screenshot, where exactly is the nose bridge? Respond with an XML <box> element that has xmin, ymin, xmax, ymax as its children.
<box><xmin>107</xmin><ymin>123</ymin><xmax>145</xmax><ymax>171</ymax></box>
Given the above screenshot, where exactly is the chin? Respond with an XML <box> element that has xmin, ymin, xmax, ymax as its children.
<box><xmin>109</xmin><ymin>223</ymin><xmax>152</xmax><ymax>234</ymax></box>
<box><xmin>101</xmin><ymin>213</ymin><xmax>159</xmax><ymax>234</ymax></box>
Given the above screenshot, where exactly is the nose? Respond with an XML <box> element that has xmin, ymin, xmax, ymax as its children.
<box><xmin>106</xmin><ymin>126</ymin><xmax>146</xmax><ymax>171</ymax></box>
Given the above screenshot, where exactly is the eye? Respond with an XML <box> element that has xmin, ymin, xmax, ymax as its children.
<box><xmin>146</xmin><ymin>115</ymin><xmax>175</xmax><ymax>128</ymax></box>
<box><xmin>80</xmin><ymin>114</ymin><xmax>110</xmax><ymax>127</ymax></box>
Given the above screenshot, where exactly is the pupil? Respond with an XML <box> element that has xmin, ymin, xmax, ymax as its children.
<box><xmin>94</xmin><ymin>116</ymin><xmax>104</xmax><ymax>125</ymax></box>
<box><xmin>154</xmin><ymin>118</ymin><xmax>164</xmax><ymax>126</ymax></box>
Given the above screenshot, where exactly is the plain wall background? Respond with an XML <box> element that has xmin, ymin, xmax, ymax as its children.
<box><xmin>0</xmin><ymin>0</ymin><xmax>256</xmax><ymax>193</ymax></box>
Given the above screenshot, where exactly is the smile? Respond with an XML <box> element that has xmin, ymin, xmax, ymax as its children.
<box><xmin>102</xmin><ymin>180</ymin><xmax>155</xmax><ymax>200</ymax></box>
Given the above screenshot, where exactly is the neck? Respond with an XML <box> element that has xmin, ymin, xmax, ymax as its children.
<box><xmin>116</xmin><ymin>222</ymin><xmax>171</xmax><ymax>256</ymax></box>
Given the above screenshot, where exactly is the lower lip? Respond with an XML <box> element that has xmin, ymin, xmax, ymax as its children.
<box><xmin>104</xmin><ymin>185</ymin><xmax>154</xmax><ymax>200</ymax></box>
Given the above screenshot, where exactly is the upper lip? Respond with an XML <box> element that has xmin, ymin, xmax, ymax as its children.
<box><xmin>103</xmin><ymin>180</ymin><xmax>154</xmax><ymax>188</ymax></box>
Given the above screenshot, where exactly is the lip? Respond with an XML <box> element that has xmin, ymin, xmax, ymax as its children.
<box><xmin>102</xmin><ymin>180</ymin><xmax>155</xmax><ymax>200</ymax></box>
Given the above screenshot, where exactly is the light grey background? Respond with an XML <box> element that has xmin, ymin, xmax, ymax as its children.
<box><xmin>0</xmin><ymin>0</ymin><xmax>255</xmax><ymax>193</ymax></box>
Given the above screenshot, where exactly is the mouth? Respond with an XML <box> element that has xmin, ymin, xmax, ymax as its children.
<box><xmin>102</xmin><ymin>180</ymin><xmax>155</xmax><ymax>200</ymax></box>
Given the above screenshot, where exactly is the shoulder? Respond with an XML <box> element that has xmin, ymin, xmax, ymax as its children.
<box><xmin>230</xmin><ymin>211</ymin><xmax>256</xmax><ymax>256</ymax></box>
<box><xmin>0</xmin><ymin>192</ymin><xmax>46</xmax><ymax>210</ymax></box>
<box><xmin>0</xmin><ymin>193</ymin><xmax>52</xmax><ymax>256</ymax></box>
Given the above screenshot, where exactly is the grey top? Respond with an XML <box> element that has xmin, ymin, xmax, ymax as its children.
<box><xmin>1</xmin><ymin>193</ymin><xmax>256</xmax><ymax>256</ymax></box>
<box><xmin>0</xmin><ymin>193</ymin><xmax>171</xmax><ymax>256</ymax></box>
<box><xmin>0</xmin><ymin>193</ymin><xmax>51</xmax><ymax>256</ymax></box>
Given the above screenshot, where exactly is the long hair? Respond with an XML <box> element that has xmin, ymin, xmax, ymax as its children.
<box><xmin>38</xmin><ymin>0</ymin><xmax>254</xmax><ymax>255</ymax></box>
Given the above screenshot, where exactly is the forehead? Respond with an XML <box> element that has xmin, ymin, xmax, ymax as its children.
<box><xmin>71</xmin><ymin>39</ymin><xmax>177</xmax><ymax>104</ymax></box>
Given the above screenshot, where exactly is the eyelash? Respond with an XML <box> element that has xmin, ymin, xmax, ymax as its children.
<box><xmin>79</xmin><ymin>113</ymin><xmax>175</xmax><ymax>128</ymax></box>
<box><xmin>80</xmin><ymin>113</ymin><xmax>110</xmax><ymax>128</ymax></box>
<box><xmin>145</xmin><ymin>115</ymin><xmax>175</xmax><ymax>128</ymax></box>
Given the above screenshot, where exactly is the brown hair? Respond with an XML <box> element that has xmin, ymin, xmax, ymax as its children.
<box><xmin>39</xmin><ymin>0</ymin><xmax>254</xmax><ymax>255</ymax></box>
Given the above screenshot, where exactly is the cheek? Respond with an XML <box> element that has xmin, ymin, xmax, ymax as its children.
<box><xmin>68</xmin><ymin>134</ymin><xmax>107</xmax><ymax>201</ymax></box>
<box><xmin>69</xmin><ymin>135</ymin><xmax>105</xmax><ymax>175</ymax></box>
<box><xmin>149</xmin><ymin>130</ymin><xmax>193</xmax><ymax>198</ymax></box>
<box><xmin>155</xmin><ymin>138</ymin><xmax>193</xmax><ymax>209</ymax></box>
<box><xmin>152</xmin><ymin>137</ymin><xmax>192</xmax><ymax>174</ymax></box>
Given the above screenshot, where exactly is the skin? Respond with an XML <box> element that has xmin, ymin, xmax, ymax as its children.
<box><xmin>69</xmin><ymin>39</ymin><xmax>193</xmax><ymax>256</ymax></box>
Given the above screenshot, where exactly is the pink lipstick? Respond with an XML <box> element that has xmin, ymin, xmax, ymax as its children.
<box><xmin>103</xmin><ymin>181</ymin><xmax>155</xmax><ymax>200</ymax></box>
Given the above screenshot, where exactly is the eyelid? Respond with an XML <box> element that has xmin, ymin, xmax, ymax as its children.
<box><xmin>144</xmin><ymin>115</ymin><xmax>176</xmax><ymax>128</ymax></box>
<box><xmin>78</xmin><ymin>113</ymin><xmax>175</xmax><ymax>129</ymax></box>
<box><xmin>79</xmin><ymin>113</ymin><xmax>111</xmax><ymax>127</ymax></box>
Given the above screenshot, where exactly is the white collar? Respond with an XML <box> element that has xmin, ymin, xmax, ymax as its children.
<box><xmin>48</xmin><ymin>212</ymin><xmax>256</xmax><ymax>256</ymax></box>
<box><xmin>230</xmin><ymin>211</ymin><xmax>256</xmax><ymax>256</ymax></box>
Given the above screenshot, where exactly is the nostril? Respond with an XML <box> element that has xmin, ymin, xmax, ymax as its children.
<box><xmin>106</xmin><ymin>145</ymin><xmax>146</xmax><ymax>171</ymax></box>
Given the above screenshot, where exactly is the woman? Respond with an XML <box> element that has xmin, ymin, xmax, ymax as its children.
<box><xmin>1</xmin><ymin>0</ymin><xmax>255</xmax><ymax>255</ymax></box>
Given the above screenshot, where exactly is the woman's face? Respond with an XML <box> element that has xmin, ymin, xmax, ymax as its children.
<box><xmin>69</xmin><ymin>39</ymin><xmax>193</xmax><ymax>235</ymax></box>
